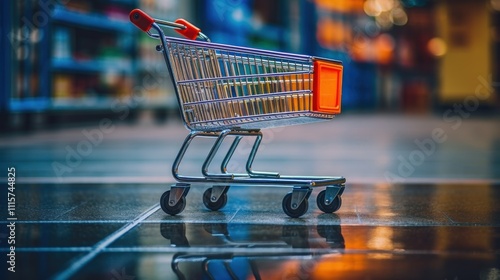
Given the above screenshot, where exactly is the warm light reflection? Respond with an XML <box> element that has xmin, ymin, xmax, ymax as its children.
<box><xmin>314</xmin><ymin>254</ymin><xmax>367</xmax><ymax>276</ymax></box>
<box><xmin>367</xmin><ymin>227</ymin><xmax>394</xmax><ymax>250</ymax></box>
<box><xmin>375</xmin><ymin>33</ymin><xmax>395</xmax><ymax>64</ymax></box>
<box><xmin>391</xmin><ymin>7</ymin><xmax>408</xmax><ymax>25</ymax></box>
<box><xmin>315</xmin><ymin>0</ymin><xmax>365</xmax><ymax>13</ymax></box>
<box><xmin>427</xmin><ymin>37</ymin><xmax>447</xmax><ymax>57</ymax></box>
<box><xmin>364</xmin><ymin>0</ymin><xmax>408</xmax><ymax>28</ymax></box>
<box><xmin>432</xmin><ymin>184</ymin><xmax>495</xmax><ymax>254</ymax></box>
<box><xmin>316</xmin><ymin>18</ymin><xmax>351</xmax><ymax>49</ymax></box>
<box><xmin>491</xmin><ymin>0</ymin><xmax>500</xmax><ymax>11</ymax></box>
<box><xmin>364</xmin><ymin>0</ymin><xmax>383</xmax><ymax>16</ymax></box>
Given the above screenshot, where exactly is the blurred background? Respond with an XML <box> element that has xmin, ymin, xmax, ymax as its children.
<box><xmin>0</xmin><ymin>3</ymin><xmax>499</xmax><ymax>278</ymax></box>
<box><xmin>1</xmin><ymin>0</ymin><xmax>499</xmax><ymax>131</ymax></box>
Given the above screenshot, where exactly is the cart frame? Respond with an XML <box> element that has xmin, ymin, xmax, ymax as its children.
<box><xmin>129</xmin><ymin>9</ymin><xmax>346</xmax><ymax>218</ymax></box>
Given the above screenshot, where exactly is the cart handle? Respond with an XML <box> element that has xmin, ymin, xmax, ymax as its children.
<box><xmin>129</xmin><ymin>9</ymin><xmax>204</xmax><ymax>41</ymax></box>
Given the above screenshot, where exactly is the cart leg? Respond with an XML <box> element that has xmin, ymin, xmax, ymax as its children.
<box><xmin>220</xmin><ymin>136</ymin><xmax>242</xmax><ymax>174</ymax></box>
<box><xmin>172</xmin><ymin>131</ymin><xmax>228</xmax><ymax>182</ymax></box>
<box><xmin>245</xmin><ymin>132</ymin><xmax>280</xmax><ymax>178</ymax></box>
<box><xmin>172</xmin><ymin>131</ymin><xmax>211</xmax><ymax>181</ymax></box>
<box><xmin>202</xmin><ymin>129</ymin><xmax>233</xmax><ymax>179</ymax></box>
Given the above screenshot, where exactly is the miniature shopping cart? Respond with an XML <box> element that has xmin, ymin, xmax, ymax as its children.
<box><xmin>129</xmin><ymin>9</ymin><xmax>346</xmax><ymax>218</ymax></box>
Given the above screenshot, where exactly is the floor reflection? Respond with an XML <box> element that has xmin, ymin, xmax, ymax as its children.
<box><xmin>159</xmin><ymin>221</ymin><xmax>345</xmax><ymax>280</ymax></box>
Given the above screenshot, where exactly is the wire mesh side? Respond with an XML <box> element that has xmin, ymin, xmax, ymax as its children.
<box><xmin>165</xmin><ymin>38</ymin><xmax>334</xmax><ymax>130</ymax></box>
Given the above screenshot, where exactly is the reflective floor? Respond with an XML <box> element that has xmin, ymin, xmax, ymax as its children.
<box><xmin>0</xmin><ymin>115</ymin><xmax>499</xmax><ymax>279</ymax></box>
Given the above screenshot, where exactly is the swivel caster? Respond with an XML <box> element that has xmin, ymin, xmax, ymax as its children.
<box><xmin>316</xmin><ymin>190</ymin><xmax>342</xmax><ymax>213</ymax></box>
<box><xmin>160</xmin><ymin>190</ymin><xmax>186</xmax><ymax>215</ymax></box>
<box><xmin>160</xmin><ymin>183</ymin><xmax>190</xmax><ymax>215</ymax></box>
<box><xmin>282</xmin><ymin>189</ymin><xmax>310</xmax><ymax>218</ymax></box>
<box><xmin>203</xmin><ymin>186</ymin><xmax>229</xmax><ymax>211</ymax></box>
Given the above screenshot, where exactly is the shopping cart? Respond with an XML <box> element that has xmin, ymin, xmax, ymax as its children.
<box><xmin>129</xmin><ymin>9</ymin><xmax>346</xmax><ymax>218</ymax></box>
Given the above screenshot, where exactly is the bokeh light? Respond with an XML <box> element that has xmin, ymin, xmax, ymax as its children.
<box><xmin>491</xmin><ymin>0</ymin><xmax>500</xmax><ymax>11</ymax></box>
<box><xmin>364</xmin><ymin>0</ymin><xmax>408</xmax><ymax>29</ymax></box>
<box><xmin>427</xmin><ymin>37</ymin><xmax>447</xmax><ymax>57</ymax></box>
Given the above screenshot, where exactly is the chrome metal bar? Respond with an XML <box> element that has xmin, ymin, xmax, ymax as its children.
<box><xmin>175</xmin><ymin>70</ymin><xmax>311</xmax><ymax>85</ymax></box>
<box><xmin>171</xmin><ymin>130</ymin><xmax>345</xmax><ymax>186</ymax></box>
<box><xmin>221</xmin><ymin>136</ymin><xmax>242</xmax><ymax>174</ymax></box>
<box><xmin>183</xmin><ymin>90</ymin><xmax>310</xmax><ymax>106</ymax></box>
<box><xmin>172</xmin><ymin>131</ymin><xmax>221</xmax><ymax>182</ymax></box>
<box><xmin>152</xmin><ymin>23</ymin><xmax>191</xmax><ymax>129</ymax></box>
<box><xmin>154</xmin><ymin>18</ymin><xmax>186</xmax><ymax>29</ymax></box>
<box><xmin>164</xmin><ymin>37</ymin><xmax>313</xmax><ymax>62</ymax></box>
<box><xmin>246</xmin><ymin>133</ymin><xmax>280</xmax><ymax>178</ymax></box>
<box><xmin>202</xmin><ymin>130</ymin><xmax>234</xmax><ymax>179</ymax></box>
<box><xmin>150</xmin><ymin>19</ymin><xmax>211</xmax><ymax>42</ymax></box>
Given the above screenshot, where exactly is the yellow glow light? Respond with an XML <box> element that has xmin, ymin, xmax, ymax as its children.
<box><xmin>491</xmin><ymin>0</ymin><xmax>500</xmax><ymax>11</ymax></box>
<box><xmin>390</xmin><ymin>7</ymin><xmax>408</xmax><ymax>26</ymax></box>
<box><xmin>364</xmin><ymin>0</ymin><xmax>382</xmax><ymax>17</ymax></box>
<box><xmin>427</xmin><ymin>37</ymin><xmax>447</xmax><ymax>57</ymax></box>
<box><xmin>378</xmin><ymin>0</ymin><xmax>395</xmax><ymax>12</ymax></box>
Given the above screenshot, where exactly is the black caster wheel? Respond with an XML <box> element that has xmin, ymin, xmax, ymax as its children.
<box><xmin>203</xmin><ymin>188</ymin><xmax>228</xmax><ymax>211</ymax></box>
<box><xmin>282</xmin><ymin>192</ymin><xmax>308</xmax><ymax>218</ymax></box>
<box><xmin>316</xmin><ymin>190</ymin><xmax>342</xmax><ymax>213</ymax></box>
<box><xmin>160</xmin><ymin>190</ymin><xmax>186</xmax><ymax>215</ymax></box>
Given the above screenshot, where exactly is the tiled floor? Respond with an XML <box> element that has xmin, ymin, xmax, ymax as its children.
<box><xmin>0</xmin><ymin>114</ymin><xmax>499</xmax><ymax>279</ymax></box>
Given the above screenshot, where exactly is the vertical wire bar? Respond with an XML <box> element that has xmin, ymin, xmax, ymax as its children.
<box><xmin>228</xmin><ymin>53</ymin><xmax>238</xmax><ymax>98</ymax></box>
<box><xmin>222</xmin><ymin>51</ymin><xmax>231</xmax><ymax>99</ymax></box>
<box><xmin>197</xmin><ymin>47</ymin><xmax>218</xmax><ymax>120</ymax></box>
<box><xmin>242</xmin><ymin>55</ymin><xmax>254</xmax><ymax>115</ymax></box>
<box><xmin>177</xmin><ymin>46</ymin><xmax>193</xmax><ymax>106</ymax></box>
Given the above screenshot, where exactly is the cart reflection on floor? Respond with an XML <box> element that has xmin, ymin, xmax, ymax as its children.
<box><xmin>160</xmin><ymin>220</ymin><xmax>344</xmax><ymax>280</ymax></box>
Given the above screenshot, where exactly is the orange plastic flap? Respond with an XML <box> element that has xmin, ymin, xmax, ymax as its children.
<box><xmin>312</xmin><ymin>59</ymin><xmax>343</xmax><ymax>114</ymax></box>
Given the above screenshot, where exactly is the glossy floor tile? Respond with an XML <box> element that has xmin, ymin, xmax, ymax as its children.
<box><xmin>1</xmin><ymin>183</ymin><xmax>499</xmax><ymax>279</ymax></box>
<box><xmin>0</xmin><ymin>115</ymin><xmax>499</xmax><ymax>279</ymax></box>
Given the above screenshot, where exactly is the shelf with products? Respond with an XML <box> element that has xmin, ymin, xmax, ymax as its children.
<box><xmin>49</xmin><ymin>0</ymin><xmax>139</xmax><ymax>108</ymax></box>
<box><xmin>5</xmin><ymin>0</ymin><xmax>51</xmax><ymax>112</ymax></box>
<box><xmin>5</xmin><ymin>0</ymin><xmax>194</xmax><ymax>116</ymax></box>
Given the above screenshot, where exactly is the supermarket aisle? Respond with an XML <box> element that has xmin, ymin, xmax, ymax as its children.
<box><xmin>0</xmin><ymin>114</ymin><xmax>499</xmax><ymax>279</ymax></box>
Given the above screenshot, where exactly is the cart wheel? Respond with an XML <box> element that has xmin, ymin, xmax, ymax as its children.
<box><xmin>203</xmin><ymin>188</ymin><xmax>227</xmax><ymax>211</ymax></box>
<box><xmin>160</xmin><ymin>223</ymin><xmax>189</xmax><ymax>247</ymax></box>
<box><xmin>160</xmin><ymin>190</ymin><xmax>186</xmax><ymax>215</ymax></box>
<box><xmin>282</xmin><ymin>192</ymin><xmax>308</xmax><ymax>218</ymax></box>
<box><xmin>316</xmin><ymin>190</ymin><xmax>342</xmax><ymax>213</ymax></box>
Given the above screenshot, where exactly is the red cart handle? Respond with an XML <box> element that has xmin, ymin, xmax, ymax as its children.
<box><xmin>129</xmin><ymin>9</ymin><xmax>202</xmax><ymax>40</ymax></box>
<box><xmin>129</xmin><ymin>9</ymin><xmax>154</xmax><ymax>32</ymax></box>
<box><xmin>173</xmin><ymin>19</ymin><xmax>201</xmax><ymax>40</ymax></box>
